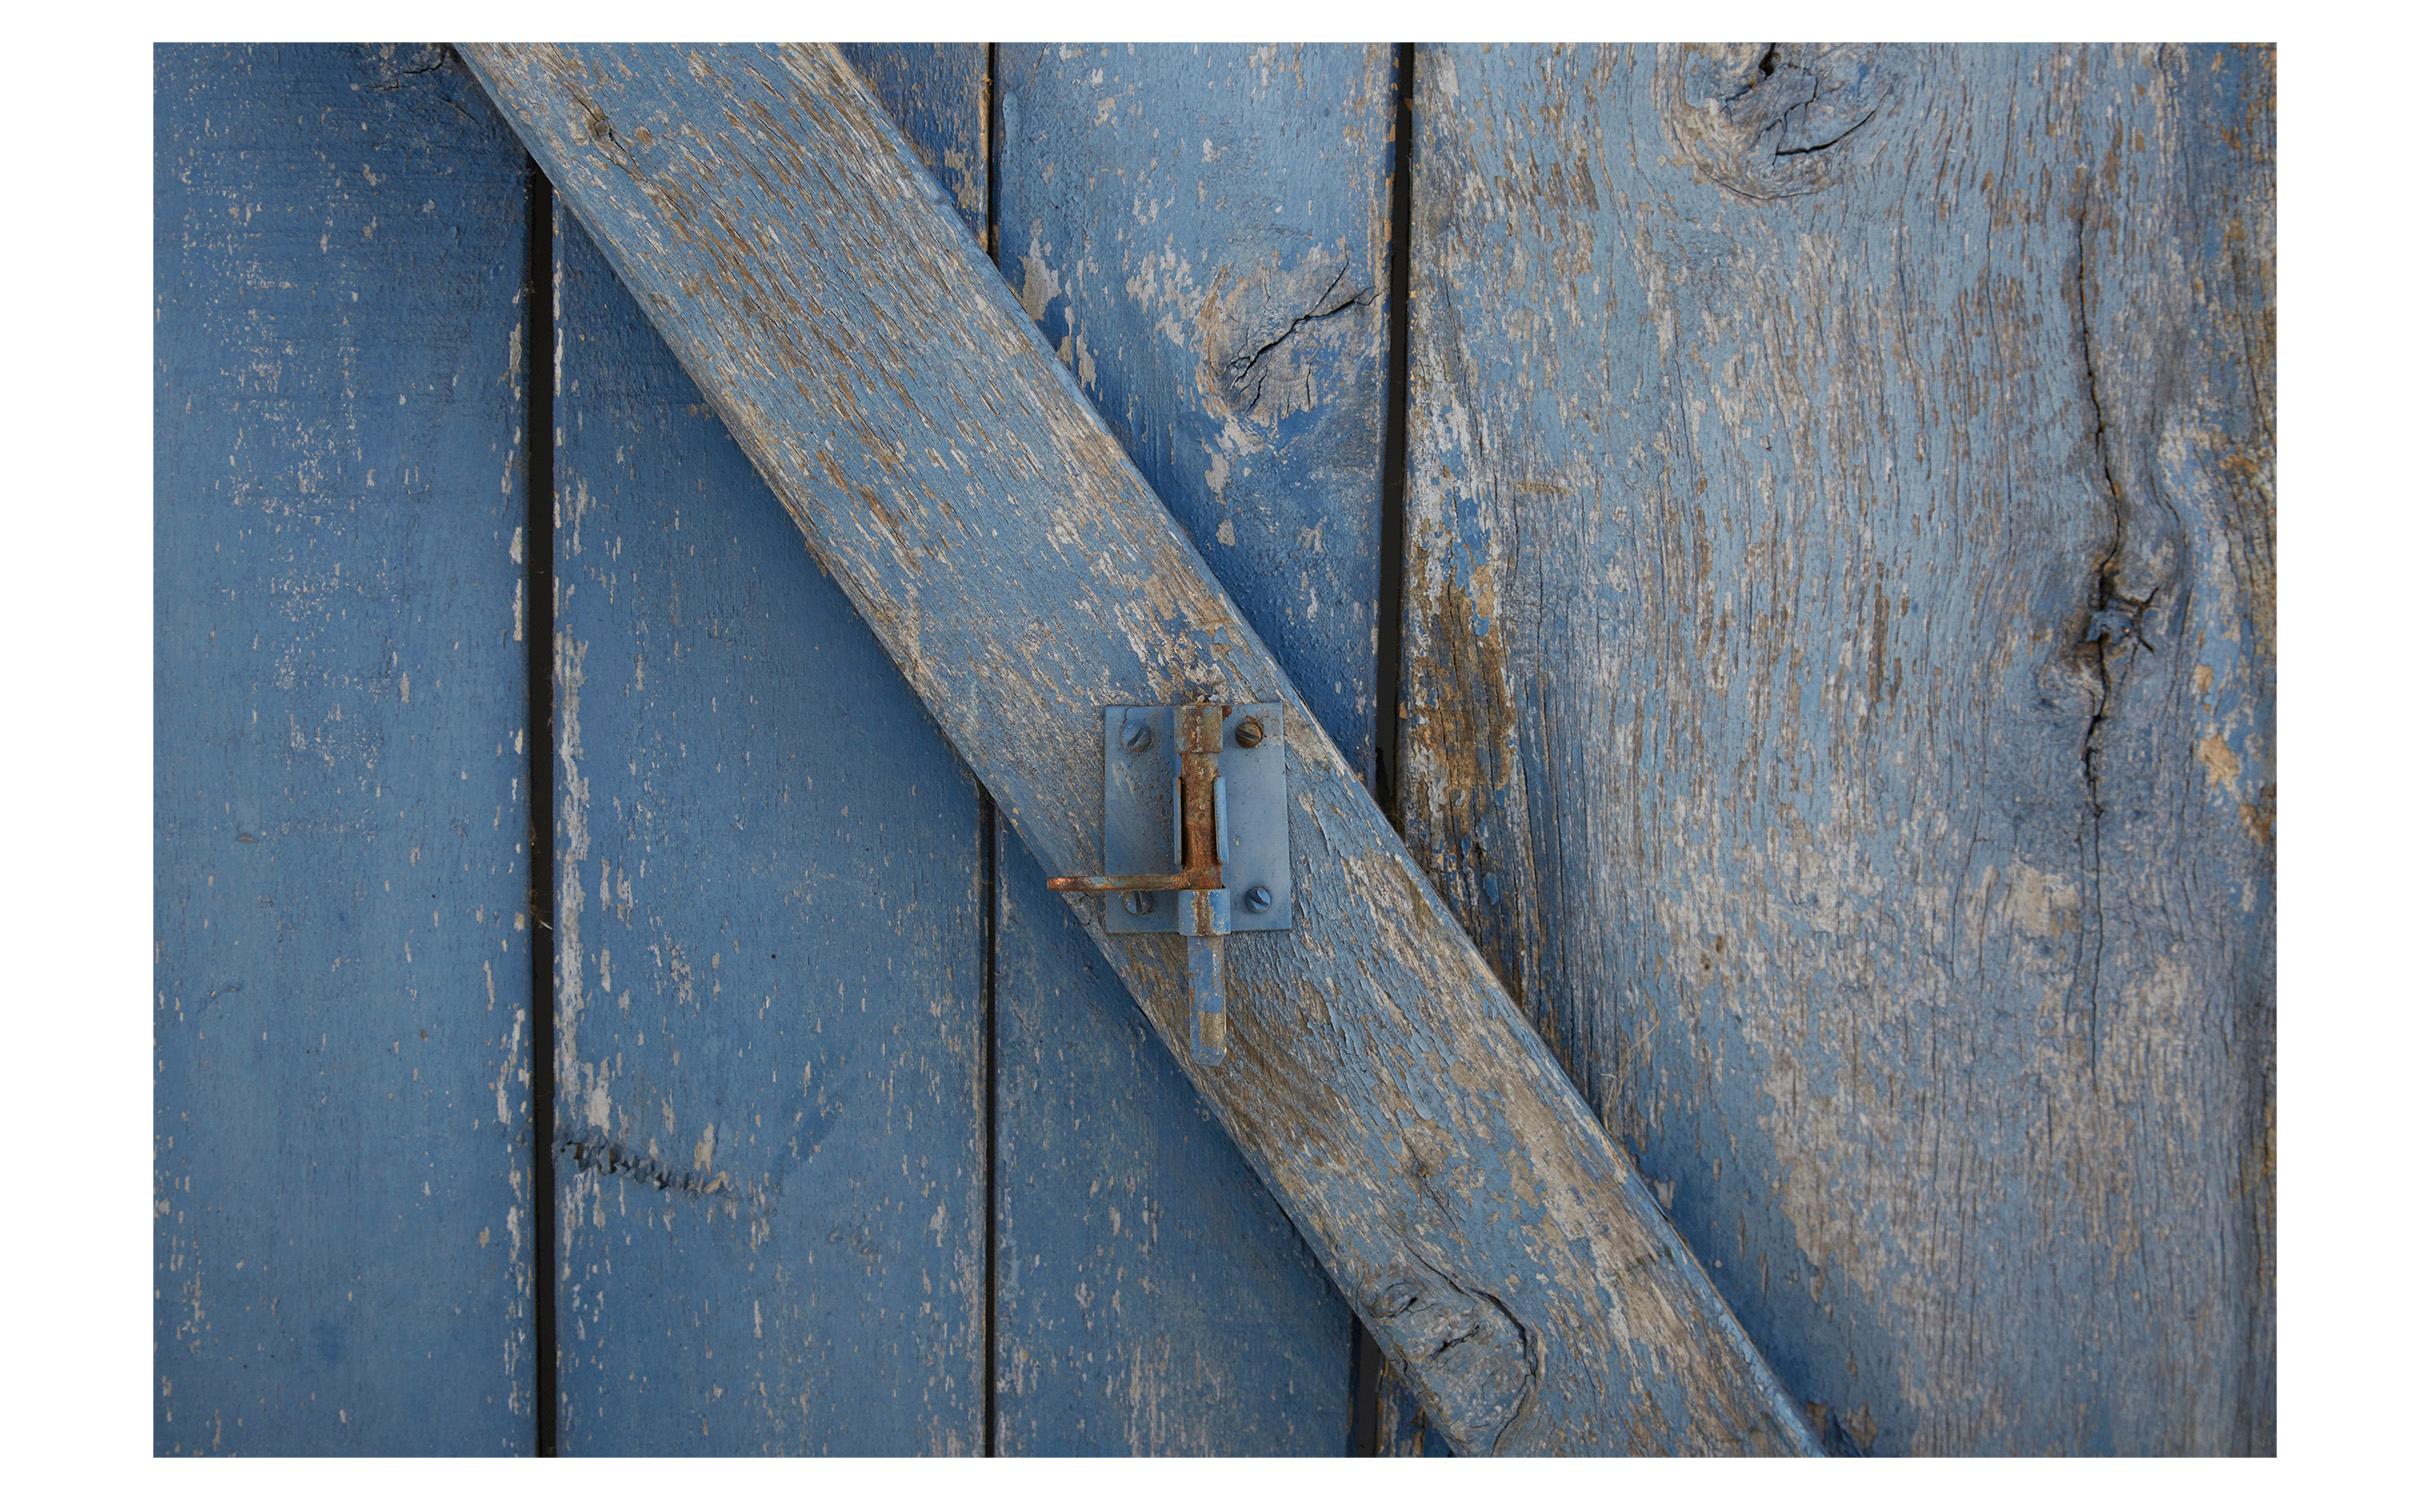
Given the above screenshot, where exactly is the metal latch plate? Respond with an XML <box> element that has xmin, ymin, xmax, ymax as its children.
<box><xmin>1101</xmin><ymin>703</ymin><xmax>1291</xmax><ymax>934</ymax></box>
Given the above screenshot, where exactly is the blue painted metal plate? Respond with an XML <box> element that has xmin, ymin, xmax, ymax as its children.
<box><xmin>1101</xmin><ymin>704</ymin><xmax>1291</xmax><ymax>934</ymax></box>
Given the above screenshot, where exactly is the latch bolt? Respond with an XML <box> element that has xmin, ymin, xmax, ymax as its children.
<box><xmin>1047</xmin><ymin>702</ymin><xmax>1291</xmax><ymax>1064</ymax></box>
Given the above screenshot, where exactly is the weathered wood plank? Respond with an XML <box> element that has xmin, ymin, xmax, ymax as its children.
<box><xmin>990</xmin><ymin>43</ymin><xmax>1392</xmax><ymax>1453</ymax></box>
<box><xmin>155</xmin><ymin>43</ymin><xmax>538</xmax><ymax>1454</ymax></box>
<box><xmin>548</xmin><ymin>44</ymin><xmax>989</xmax><ymax>1454</ymax></box>
<box><xmin>836</xmin><ymin>44</ymin><xmax>989</xmax><ymax>245</ymax></box>
<box><xmin>464</xmin><ymin>42</ymin><xmax>1817</xmax><ymax>1455</ymax></box>
<box><xmin>1401</xmin><ymin>43</ymin><xmax>2274</xmax><ymax>1454</ymax></box>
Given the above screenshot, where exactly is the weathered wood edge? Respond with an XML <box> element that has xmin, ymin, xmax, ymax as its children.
<box><xmin>459</xmin><ymin>41</ymin><xmax>1820</xmax><ymax>1456</ymax></box>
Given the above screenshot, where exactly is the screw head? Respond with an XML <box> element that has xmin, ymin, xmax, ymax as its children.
<box><xmin>1123</xmin><ymin>891</ymin><xmax>1155</xmax><ymax>916</ymax></box>
<box><xmin>1242</xmin><ymin>885</ymin><xmax>1274</xmax><ymax>914</ymax></box>
<box><xmin>1234</xmin><ymin>716</ymin><xmax>1266</xmax><ymax>749</ymax></box>
<box><xmin>1123</xmin><ymin>721</ymin><xmax>1154</xmax><ymax>753</ymax></box>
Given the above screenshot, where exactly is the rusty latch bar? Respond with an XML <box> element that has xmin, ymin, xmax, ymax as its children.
<box><xmin>1048</xmin><ymin>702</ymin><xmax>1291</xmax><ymax>1064</ymax></box>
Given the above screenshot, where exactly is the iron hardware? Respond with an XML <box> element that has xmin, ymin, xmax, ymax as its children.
<box><xmin>1047</xmin><ymin>702</ymin><xmax>1291</xmax><ymax>1064</ymax></box>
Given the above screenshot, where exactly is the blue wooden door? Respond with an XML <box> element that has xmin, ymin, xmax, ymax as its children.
<box><xmin>156</xmin><ymin>42</ymin><xmax>2274</xmax><ymax>1456</ymax></box>
<box><xmin>155</xmin><ymin>42</ymin><xmax>1387</xmax><ymax>1456</ymax></box>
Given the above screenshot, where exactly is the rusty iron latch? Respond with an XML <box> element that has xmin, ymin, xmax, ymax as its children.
<box><xmin>1048</xmin><ymin>702</ymin><xmax>1291</xmax><ymax>1065</ymax></box>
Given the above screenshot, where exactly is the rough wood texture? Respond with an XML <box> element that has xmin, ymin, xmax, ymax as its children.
<box><xmin>155</xmin><ymin>44</ymin><xmax>538</xmax><ymax>1454</ymax></box>
<box><xmin>989</xmin><ymin>43</ymin><xmax>1394</xmax><ymax>1454</ymax></box>
<box><xmin>463</xmin><ymin>42</ymin><xmax>1818</xmax><ymax>1455</ymax></box>
<box><xmin>548</xmin><ymin>46</ymin><xmax>989</xmax><ymax>1454</ymax></box>
<box><xmin>546</xmin><ymin>43</ymin><xmax>987</xmax><ymax>1455</ymax></box>
<box><xmin>548</xmin><ymin>162</ymin><xmax>987</xmax><ymax>1463</ymax></box>
<box><xmin>1401</xmin><ymin>43</ymin><xmax>2274</xmax><ymax>1454</ymax></box>
<box><xmin>836</xmin><ymin>44</ymin><xmax>990</xmax><ymax>245</ymax></box>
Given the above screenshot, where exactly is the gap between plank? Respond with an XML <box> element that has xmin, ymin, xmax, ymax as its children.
<box><xmin>521</xmin><ymin>158</ymin><xmax>562</xmax><ymax>1459</ymax></box>
<box><xmin>1353</xmin><ymin>39</ymin><xmax>1421</xmax><ymax>1458</ymax></box>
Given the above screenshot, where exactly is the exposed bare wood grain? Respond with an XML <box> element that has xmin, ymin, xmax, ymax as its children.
<box><xmin>1401</xmin><ymin>43</ymin><xmax>2274</xmax><ymax>1454</ymax></box>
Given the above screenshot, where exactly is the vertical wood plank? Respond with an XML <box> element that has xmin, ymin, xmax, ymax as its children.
<box><xmin>154</xmin><ymin>43</ymin><xmax>538</xmax><ymax>1454</ymax></box>
<box><xmin>989</xmin><ymin>43</ymin><xmax>1393</xmax><ymax>1454</ymax></box>
<box><xmin>547</xmin><ymin>44</ymin><xmax>990</xmax><ymax>1455</ymax></box>
<box><xmin>1400</xmin><ymin>43</ymin><xmax>2274</xmax><ymax>1454</ymax></box>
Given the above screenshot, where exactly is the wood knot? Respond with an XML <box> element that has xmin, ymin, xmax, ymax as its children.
<box><xmin>363</xmin><ymin>44</ymin><xmax>453</xmax><ymax>88</ymax></box>
<box><xmin>1369</xmin><ymin>1266</ymin><xmax>1538</xmax><ymax>1453</ymax></box>
<box><xmin>1657</xmin><ymin>43</ymin><xmax>1909</xmax><ymax>201</ymax></box>
<box><xmin>574</xmin><ymin>93</ymin><xmax>638</xmax><ymax>170</ymax></box>
<box><xmin>1205</xmin><ymin>256</ymin><xmax>1375</xmax><ymax>429</ymax></box>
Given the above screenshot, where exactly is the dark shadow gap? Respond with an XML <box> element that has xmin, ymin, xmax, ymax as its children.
<box><xmin>1372</xmin><ymin>38</ymin><xmax>1417</xmax><ymax>835</ymax></box>
<box><xmin>521</xmin><ymin>158</ymin><xmax>561</xmax><ymax>1459</ymax></box>
<box><xmin>1354</xmin><ymin>38</ymin><xmax>1421</xmax><ymax>1459</ymax></box>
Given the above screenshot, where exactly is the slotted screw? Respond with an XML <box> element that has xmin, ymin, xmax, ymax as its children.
<box><xmin>1234</xmin><ymin>717</ymin><xmax>1266</xmax><ymax>749</ymax></box>
<box><xmin>1123</xmin><ymin>721</ymin><xmax>1155</xmax><ymax>753</ymax></box>
<box><xmin>1242</xmin><ymin>885</ymin><xmax>1274</xmax><ymax>914</ymax></box>
<box><xmin>1123</xmin><ymin>891</ymin><xmax>1155</xmax><ymax>916</ymax></box>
